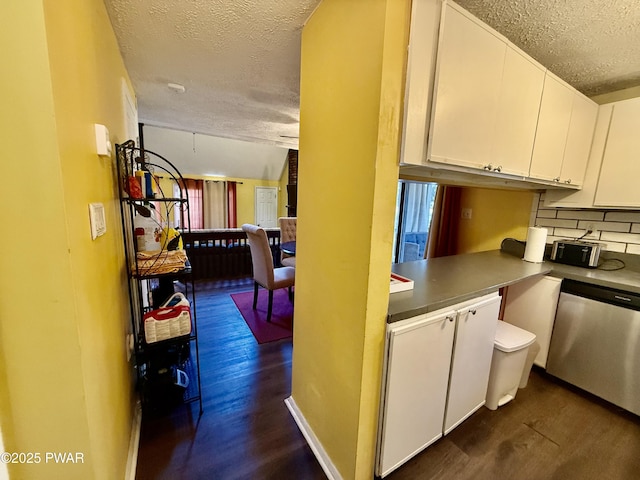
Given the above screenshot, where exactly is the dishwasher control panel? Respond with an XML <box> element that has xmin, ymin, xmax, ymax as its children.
<box><xmin>561</xmin><ymin>279</ymin><xmax>640</xmax><ymax>311</ymax></box>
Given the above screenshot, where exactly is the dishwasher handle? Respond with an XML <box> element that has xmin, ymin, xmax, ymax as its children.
<box><xmin>561</xmin><ymin>279</ymin><xmax>640</xmax><ymax>311</ymax></box>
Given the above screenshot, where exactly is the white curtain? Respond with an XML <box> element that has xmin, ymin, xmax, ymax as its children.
<box><xmin>403</xmin><ymin>183</ymin><xmax>435</xmax><ymax>233</ymax></box>
<box><xmin>203</xmin><ymin>181</ymin><xmax>228</xmax><ymax>229</ymax></box>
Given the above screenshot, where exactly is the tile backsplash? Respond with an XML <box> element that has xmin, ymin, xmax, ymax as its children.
<box><xmin>531</xmin><ymin>193</ymin><xmax>640</xmax><ymax>254</ymax></box>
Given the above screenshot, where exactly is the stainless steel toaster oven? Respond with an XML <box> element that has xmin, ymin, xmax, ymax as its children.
<box><xmin>550</xmin><ymin>240</ymin><xmax>601</xmax><ymax>268</ymax></box>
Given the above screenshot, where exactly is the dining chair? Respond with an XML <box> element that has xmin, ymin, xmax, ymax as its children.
<box><xmin>242</xmin><ymin>224</ymin><xmax>295</xmax><ymax>322</ymax></box>
<box><xmin>278</xmin><ymin>216</ymin><xmax>297</xmax><ymax>267</ymax></box>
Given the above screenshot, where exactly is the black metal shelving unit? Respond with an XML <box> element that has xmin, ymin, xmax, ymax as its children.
<box><xmin>116</xmin><ymin>140</ymin><xmax>203</xmax><ymax>415</ymax></box>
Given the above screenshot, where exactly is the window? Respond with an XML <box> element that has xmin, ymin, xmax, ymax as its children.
<box><xmin>393</xmin><ymin>181</ymin><xmax>438</xmax><ymax>263</ymax></box>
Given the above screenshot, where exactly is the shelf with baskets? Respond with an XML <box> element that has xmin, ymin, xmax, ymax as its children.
<box><xmin>116</xmin><ymin>140</ymin><xmax>203</xmax><ymax>415</ymax></box>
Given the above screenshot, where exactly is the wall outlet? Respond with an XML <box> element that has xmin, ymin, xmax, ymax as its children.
<box><xmin>461</xmin><ymin>208</ymin><xmax>472</xmax><ymax>219</ymax></box>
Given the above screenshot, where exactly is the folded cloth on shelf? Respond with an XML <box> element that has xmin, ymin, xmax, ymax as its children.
<box><xmin>135</xmin><ymin>249</ymin><xmax>188</xmax><ymax>275</ymax></box>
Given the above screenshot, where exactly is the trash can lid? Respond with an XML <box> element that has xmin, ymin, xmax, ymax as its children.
<box><xmin>495</xmin><ymin>320</ymin><xmax>536</xmax><ymax>352</ymax></box>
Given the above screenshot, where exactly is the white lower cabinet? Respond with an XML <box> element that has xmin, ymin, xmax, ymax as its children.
<box><xmin>377</xmin><ymin>308</ymin><xmax>456</xmax><ymax>477</ymax></box>
<box><xmin>443</xmin><ymin>294</ymin><xmax>501</xmax><ymax>434</ymax></box>
<box><xmin>377</xmin><ymin>293</ymin><xmax>500</xmax><ymax>477</ymax></box>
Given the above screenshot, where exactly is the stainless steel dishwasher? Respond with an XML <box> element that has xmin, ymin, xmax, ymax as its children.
<box><xmin>547</xmin><ymin>279</ymin><xmax>640</xmax><ymax>416</ymax></box>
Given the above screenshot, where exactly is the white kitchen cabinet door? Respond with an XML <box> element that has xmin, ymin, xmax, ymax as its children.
<box><xmin>529</xmin><ymin>72</ymin><xmax>574</xmax><ymax>182</ymax></box>
<box><xmin>502</xmin><ymin>276</ymin><xmax>562</xmax><ymax>368</ymax></box>
<box><xmin>400</xmin><ymin>0</ymin><xmax>442</xmax><ymax>166</ymax></box>
<box><xmin>560</xmin><ymin>93</ymin><xmax>598</xmax><ymax>187</ymax></box>
<box><xmin>491</xmin><ymin>47</ymin><xmax>545</xmax><ymax>177</ymax></box>
<box><xmin>544</xmin><ymin>104</ymin><xmax>614</xmax><ymax>208</ymax></box>
<box><xmin>429</xmin><ymin>2</ymin><xmax>506</xmax><ymax>170</ymax></box>
<box><xmin>444</xmin><ymin>294</ymin><xmax>500</xmax><ymax>435</ymax></box>
<box><xmin>377</xmin><ymin>310</ymin><xmax>456</xmax><ymax>477</ymax></box>
<box><xmin>594</xmin><ymin>96</ymin><xmax>640</xmax><ymax>207</ymax></box>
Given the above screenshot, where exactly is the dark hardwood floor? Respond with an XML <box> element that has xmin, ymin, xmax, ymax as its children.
<box><xmin>136</xmin><ymin>279</ymin><xmax>640</xmax><ymax>480</ymax></box>
<box><xmin>387</xmin><ymin>368</ymin><xmax>640</xmax><ymax>480</ymax></box>
<box><xmin>135</xmin><ymin>278</ymin><xmax>326</xmax><ymax>480</ymax></box>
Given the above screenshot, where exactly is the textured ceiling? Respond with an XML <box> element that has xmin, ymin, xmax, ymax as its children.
<box><xmin>104</xmin><ymin>0</ymin><xmax>640</xmax><ymax>155</ymax></box>
<box><xmin>456</xmin><ymin>0</ymin><xmax>640</xmax><ymax>96</ymax></box>
<box><xmin>104</xmin><ymin>0</ymin><xmax>320</xmax><ymax>150</ymax></box>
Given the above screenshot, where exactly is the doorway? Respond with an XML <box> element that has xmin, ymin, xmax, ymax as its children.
<box><xmin>255</xmin><ymin>186</ymin><xmax>278</xmax><ymax>227</ymax></box>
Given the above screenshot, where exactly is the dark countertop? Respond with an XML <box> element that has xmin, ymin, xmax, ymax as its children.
<box><xmin>545</xmin><ymin>258</ymin><xmax>640</xmax><ymax>294</ymax></box>
<box><xmin>388</xmin><ymin>249</ymin><xmax>640</xmax><ymax>323</ymax></box>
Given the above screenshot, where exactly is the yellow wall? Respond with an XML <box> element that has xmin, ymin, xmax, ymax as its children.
<box><xmin>457</xmin><ymin>188</ymin><xmax>534</xmax><ymax>253</ymax></box>
<box><xmin>293</xmin><ymin>1</ymin><xmax>410</xmax><ymax>478</ymax></box>
<box><xmin>0</xmin><ymin>0</ymin><xmax>134</xmax><ymax>478</ymax></box>
<box><xmin>158</xmin><ymin>175</ymin><xmax>282</xmax><ymax>226</ymax></box>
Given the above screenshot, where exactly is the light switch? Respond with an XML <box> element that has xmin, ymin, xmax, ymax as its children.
<box><xmin>95</xmin><ymin>124</ymin><xmax>112</xmax><ymax>156</ymax></box>
<box><xmin>89</xmin><ymin>203</ymin><xmax>106</xmax><ymax>239</ymax></box>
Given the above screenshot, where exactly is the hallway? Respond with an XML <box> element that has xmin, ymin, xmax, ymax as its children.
<box><xmin>135</xmin><ymin>278</ymin><xmax>326</xmax><ymax>479</ymax></box>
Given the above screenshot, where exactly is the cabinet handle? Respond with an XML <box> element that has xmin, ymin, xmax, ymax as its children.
<box><xmin>564</xmin><ymin>179</ymin><xmax>572</xmax><ymax>184</ymax></box>
<box><xmin>469</xmin><ymin>309</ymin><xmax>477</xmax><ymax>315</ymax></box>
<box><xmin>446</xmin><ymin>316</ymin><xmax>455</xmax><ymax>322</ymax></box>
<box><xmin>493</xmin><ymin>165</ymin><xmax>502</xmax><ymax>172</ymax></box>
<box><xmin>483</xmin><ymin>164</ymin><xmax>493</xmax><ymax>171</ymax></box>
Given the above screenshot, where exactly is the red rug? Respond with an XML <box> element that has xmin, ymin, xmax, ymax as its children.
<box><xmin>231</xmin><ymin>288</ymin><xmax>294</xmax><ymax>344</ymax></box>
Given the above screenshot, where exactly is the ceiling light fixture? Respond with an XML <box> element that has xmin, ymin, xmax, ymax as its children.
<box><xmin>167</xmin><ymin>83</ymin><xmax>186</xmax><ymax>93</ymax></box>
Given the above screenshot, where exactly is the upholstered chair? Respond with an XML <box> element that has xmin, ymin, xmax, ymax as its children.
<box><xmin>278</xmin><ymin>216</ymin><xmax>297</xmax><ymax>267</ymax></box>
<box><xmin>242</xmin><ymin>224</ymin><xmax>295</xmax><ymax>322</ymax></box>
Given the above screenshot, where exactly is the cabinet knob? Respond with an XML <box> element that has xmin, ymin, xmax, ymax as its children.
<box><xmin>493</xmin><ymin>166</ymin><xmax>502</xmax><ymax>172</ymax></box>
<box><xmin>469</xmin><ymin>309</ymin><xmax>477</xmax><ymax>315</ymax></box>
<box><xmin>564</xmin><ymin>179</ymin><xmax>572</xmax><ymax>184</ymax></box>
<box><xmin>447</xmin><ymin>316</ymin><xmax>455</xmax><ymax>322</ymax></box>
<box><xmin>553</xmin><ymin>177</ymin><xmax>561</xmax><ymax>182</ymax></box>
<box><xmin>483</xmin><ymin>164</ymin><xmax>493</xmax><ymax>171</ymax></box>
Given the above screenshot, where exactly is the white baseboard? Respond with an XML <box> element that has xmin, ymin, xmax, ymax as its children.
<box><xmin>284</xmin><ymin>396</ymin><xmax>342</xmax><ymax>480</ymax></box>
<box><xmin>125</xmin><ymin>400</ymin><xmax>142</xmax><ymax>480</ymax></box>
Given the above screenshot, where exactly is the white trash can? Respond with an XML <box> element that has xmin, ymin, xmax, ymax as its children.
<box><xmin>485</xmin><ymin>320</ymin><xmax>536</xmax><ymax>410</ymax></box>
<box><xmin>519</xmin><ymin>341</ymin><xmax>541</xmax><ymax>388</ymax></box>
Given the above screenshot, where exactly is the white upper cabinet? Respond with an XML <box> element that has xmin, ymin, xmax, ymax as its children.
<box><xmin>543</xmin><ymin>104</ymin><xmax>613</xmax><ymax>208</ymax></box>
<box><xmin>594</xmin><ymin>96</ymin><xmax>640</xmax><ymax>207</ymax></box>
<box><xmin>530</xmin><ymin>73</ymin><xmax>598</xmax><ymax>187</ymax></box>
<box><xmin>491</xmin><ymin>47</ymin><xmax>545</xmax><ymax>177</ymax></box>
<box><xmin>429</xmin><ymin>2</ymin><xmax>506</xmax><ymax>170</ymax></box>
<box><xmin>529</xmin><ymin>73</ymin><xmax>574</xmax><ymax>182</ymax></box>
<box><xmin>561</xmin><ymin>93</ymin><xmax>599</xmax><ymax>186</ymax></box>
<box><xmin>400</xmin><ymin>0</ymin><xmax>597</xmax><ymax>189</ymax></box>
<box><xmin>400</xmin><ymin>0</ymin><xmax>442</xmax><ymax>166</ymax></box>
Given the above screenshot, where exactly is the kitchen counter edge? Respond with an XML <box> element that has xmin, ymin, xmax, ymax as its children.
<box><xmin>388</xmin><ymin>249</ymin><xmax>640</xmax><ymax>323</ymax></box>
